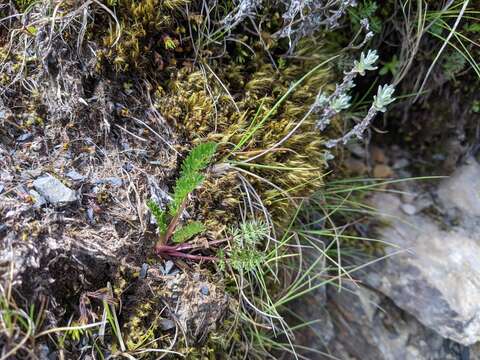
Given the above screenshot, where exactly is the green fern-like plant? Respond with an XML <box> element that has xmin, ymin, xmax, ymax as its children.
<box><xmin>222</xmin><ymin>220</ymin><xmax>268</xmax><ymax>272</ymax></box>
<box><xmin>147</xmin><ymin>142</ymin><xmax>217</xmax><ymax>246</ymax></box>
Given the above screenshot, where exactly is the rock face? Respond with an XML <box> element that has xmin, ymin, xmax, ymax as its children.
<box><xmin>306</xmin><ymin>158</ymin><xmax>480</xmax><ymax>359</ymax></box>
<box><xmin>324</xmin><ymin>283</ymin><xmax>465</xmax><ymax>360</ymax></box>
<box><xmin>33</xmin><ymin>174</ymin><xmax>77</xmax><ymax>205</ymax></box>
<box><xmin>363</xmin><ymin>158</ymin><xmax>480</xmax><ymax>346</ymax></box>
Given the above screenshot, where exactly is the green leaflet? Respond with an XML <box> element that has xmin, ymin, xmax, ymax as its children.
<box><xmin>146</xmin><ymin>199</ymin><xmax>167</xmax><ymax>234</ymax></box>
<box><xmin>169</xmin><ymin>142</ymin><xmax>218</xmax><ymax>216</ymax></box>
<box><xmin>172</xmin><ymin>222</ymin><xmax>206</xmax><ymax>243</ymax></box>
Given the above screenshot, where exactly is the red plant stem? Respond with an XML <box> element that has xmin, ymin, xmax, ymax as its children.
<box><xmin>162</xmin><ymin>250</ymin><xmax>217</xmax><ymax>261</ymax></box>
<box><xmin>155</xmin><ymin>238</ymin><xmax>229</xmax><ymax>254</ymax></box>
<box><xmin>164</xmin><ymin>202</ymin><xmax>187</xmax><ymax>244</ymax></box>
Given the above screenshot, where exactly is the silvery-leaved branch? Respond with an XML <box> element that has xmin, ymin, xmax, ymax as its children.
<box><xmin>315</xmin><ymin>49</ymin><xmax>379</xmax><ymax>131</ymax></box>
<box><xmin>324</xmin><ymin>84</ymin><xmax>396</xmax><ymax>148</ymax></box>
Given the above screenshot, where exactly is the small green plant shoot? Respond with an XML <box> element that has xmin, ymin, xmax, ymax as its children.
<box><xmin>147</xmin><ymin>142</ymin><xmax>217</xmax><ymax>260</ymax></box>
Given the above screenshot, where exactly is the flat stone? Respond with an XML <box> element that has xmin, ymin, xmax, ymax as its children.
<box><xmin>159</xmin><ymin>319</ymin><xmax>176</xmax><ymax>331</ymax></box>
<box><xmin>437</xmin><ymin>158</ymin><xmax>480</xmax><ymax>217</ymax></box>
<box><xmin>17</xmin><ymin>133</ymin><xmax>33</xmax><ymax>142</ymax></box>
<box><xmin>325</xmin><ymin>282</ymin><xmax>465</xmax><ymax>360</ymax></box>
<box><xmin>66</xmin><ymin>169</ymin><xmax>85</xmax><ymax>182</ymax></box>
<box><xmin>95</xmin><ymin>177</ymin><xmax>122</xmax><ymax>187</ymax></box>
<box><xmin>373</xmin><ymin>164</ymin><xmax>394</xmax><ymax>178</ymax></box>
<box><xmin>33</xmin><ymin>174</ymin><xmax>77</xmax><ymax>205</ymax></box>
<box><xmin>400</xmin><ymin>203</ymin><xmax>417</xmax><ymax>215</ymax></box>
<box><xmin>393</xmin><ymin>158</ymin><xmax>410</xmax><ymax>169</ymax></box>
<box><xmin>366</xmin><ymin>175</ymin><xmax>480</xmax><ymax>345</ymax></box>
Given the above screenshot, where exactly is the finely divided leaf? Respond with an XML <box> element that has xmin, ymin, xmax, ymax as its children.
<box><xmin>172</xmin><ymin>221</ymin><xmax>206</xmax><ymax>243</ymax></box>
<box><xmin>169</xmin><ymin>173</ymin><xmax>204</xmax><ymax>216</ymax></box>
<box><xmin>147</xmin><ymin>200</ymin><xmax>167</xmax><ymax>234</ymax></box>
<box><xmin>169</xmin><ymin>142</ymin><xmax>217</xmax><ymax>216</ymax></box>
<box><xmin>180</xmin><ymin>142</ymin><xmax>218</xmax><ymax>176</ymax></box>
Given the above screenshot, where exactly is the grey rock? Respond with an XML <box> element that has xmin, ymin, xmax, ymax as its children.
<box><xmin>33</xmin><ymin>174</ymin><xmax>77</xmax><ymax>205</ymax></box>
<box><xmin>437</xmin><ymin>158</ymin><xmax>480</xmax><ymax>217</ymax></box>
<box><xmin>393</xmin><ymin>158</ymin><xmax>410</xmax><ymax>169</ymax></box>
<box><xmin>95</xmin><ymin>177</ymin><xmax>122</xmax><ymax>186</ymax></box>
<box><xmin>17</xmin><ymin>133</ymin><xmax>33</xmax><ymax>142</ymax></box>
<box><xmin>324</xmin><ymin>282</ymin><xmax>464</xmax><ymax>360</ymax></box>
<box><xmin>66</xmin><ymin>169</ymin><xmax>85</xmax><ymax>181</ymax></box>
<box><xmin>348</xmin><ymin>143</ymin><xmax>366</xmax><ymax>158</ymax></box>
<box><xmin>29</xmin><ymin>190</ymin><xmax>47</xmax><ymax>208</ymax></box>
<box><xmin>139</xmin><ymin>263</ymin><xmax>149</xmax><ymax>279</ymax></box>
<box><xmin>160</xmin><ymin>319</ymin><xmax>176</xmax><ymax>331</ymax></box>
<box><xmin>87</xmin><ymin>207</ymin><xmax>95</xmax><ymax>224</ymax></box>
<box><xmin>21</xmin><ymin>168</ymin><xmax>42</xmax><ymax>180</ymax></box>
<box><xmin>365</xmin><ymin>161</ymin><xmax>480</xmax><ymax>346</ymax></box>
<box><xmin>200</xmin><ymin>285</ymin><xmax>209</xmax><ymax>296</ymax></box>
<box><xmin>0</xmin><ymin>171</ymin><xmax>13</xmax><ymax>182</ymax></box>
<box><xmin>0</xmin><ymin>183</ymin><xmax>4</xmax><ymax>193</ymax></box>
<box><xmin>400</xmin><ymin>203</ymin><xmax>417</xmax><ymax>215</ymax></box>
<box><xmin>122</xmin><ymin>162</ymin><xmax>133</xmax><ymax>172</ymax></box>
<box><xmin>164</xmin><ymin>260</ymin><xmax>174</xmax><ymax>274</ymax></box>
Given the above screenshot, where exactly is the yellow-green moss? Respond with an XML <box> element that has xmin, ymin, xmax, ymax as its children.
<box><xmin>154</xmin><ymin>43</ymin><xmax>336</xmax><ymax>229</ymax></box>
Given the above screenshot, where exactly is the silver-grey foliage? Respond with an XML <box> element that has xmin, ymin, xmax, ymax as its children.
<box><xmin>223</xmin><ymin>0</ymin><xmax>262</xmax><ymax>29</ymax></box>
<box><xmin>223</xmin><ymin>0</ymin><xmax>357</xmax><ymax>51</ymax></box>
<box><xmin>275</xmin><ymin>0</ymin><xmax>358</xmax><ymax>50</ymax></box>
<box><xmin>324</xmin><ymin>84</ymin><xmax>395</xmax><ymax>148</ymax></box>
<box><xmin>310</xmin><ymin>49</ymin><xmax>396</xmax><ymax>148</ymax></box>
<box><xmin>315</xmin><ymin>49</ymin><xmax>379</xmax><ymax>131</ymax></box>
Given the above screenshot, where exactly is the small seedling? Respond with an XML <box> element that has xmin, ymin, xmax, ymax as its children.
<box><xmin>218</xmin><ymin>220</ymin><xmax>269</xmax><ymax>272</ymax></box>
<box><xmin>147</xmin><ymin>142</ymin><xmax>218</xmax><ymax>260</ymax></box>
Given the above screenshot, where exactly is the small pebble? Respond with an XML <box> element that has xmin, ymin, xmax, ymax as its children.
<box><xmin>87</xmin><ymin>208</ymin><xmax>95</xmax><ymax>224</ymax></box>
<box><xmin>96</xmin><ymin>177</ymin><xmax>122</xmax><ymax>186</ymax></box>
<box><xmin>373</xmin><ymin>164</ymin><xmax>394</xmax><ymax>178</ymax></box>
<box><xmin>164</xmin><ymin>260</ymin><xmax>174</xmax><ymax>274</ymax></box>
<box><xmin>16</xmin><ymin>133</ymin><xmax>33</xmax><ymax>142</ymax></box>
<box><xmin>33</xmin><ymin>174</ymin><xmax>77</xmax><ymax>205</ymax></box>
<box><xmin>66</xmin><ymin>169</ymin><xmax>85</xmax><ymax>181</ymax></box>
<box><xmin>393</xmin><ymin>158</ymin><xmax>410</xmax><ymax>169</ymax></box>
<box><xmin>122</xmin><ymin>163</ymin><xmax>133</xmax><ymax>172</ymax></box>
<box><xmin>401</xmin><ymin>203</ymin><xmax>417</xmax><ymax>216</ymax></box>
<box><xmin>401</xmin><ymin>192</ymin><xmax>417</xmax><ymax>204</ymax></box>
<box><xmin>348</xmin><ymin>143</ymin><xmax>366</xmax><ymax>158</ymax></box>
<box><xmin>371</xmin><ymin>146</ymin><xmax>387</xmax><ymax>164</ymax></box>
<box><xmin>139</xmin><ymin>263</ymin><xmax>149</xmax><ymax>279</ymax></box>
<box><xmin>200</xmin><ymin>285</ymin><xmax>210</xmax><ymax>296</ymax></box>
<box><xmin>346</xmin><ymin>158</ymin><xmax>368</xmax><ymax>175</ymax></box>
<box><xmin>159</xmin><ymin>319</ymin><xmax>175</xmax><ymax>331</ymax></box>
